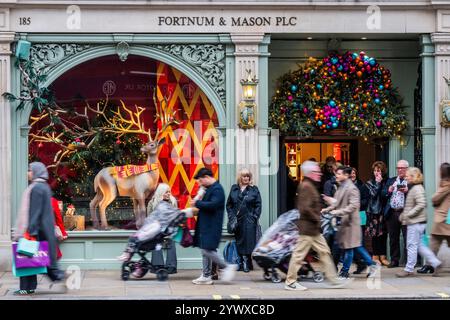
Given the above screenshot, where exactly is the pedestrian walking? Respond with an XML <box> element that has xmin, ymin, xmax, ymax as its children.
<box><xmin>13</xmin><ymin>162</ymin><xmax>65</xmax><ymax>295</ymax></box>
<box><xmin>190</xmin><ymin>168</ymin><xmax>237</xmax><ymax>284</ymax></box>
<box><xmin>425</xmin><ymin>162</ymin><xmax>450</xmax><ymax>276</ymax></box>
<box><xmin>350</xmin><ymin>167</ymin><xmax>371</xmax><ymax>274</ymax></box>
<box><xmin>226</xmin><ymin>168</ymin><xmax>262</xmax><ymax>272</ymax></box>
<box><xmin>284</xmin><ymin>161</ymin><xmax>351</xmax><ymax>291</ymax></box>
<box><xmin>396</xmin><ymin>167</ymin><xmax>442</xmax><ymax>277</ymax></box>
<box><xmin>322</xmin><ymin>166</ymin><xmax>381</xmax><ymax>279</ymax></box>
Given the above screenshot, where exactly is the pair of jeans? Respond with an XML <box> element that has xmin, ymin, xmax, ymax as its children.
<box><xmin>404</xmin><ymin>223</ymin><xmax>441</xmax><ymax>272</ymax></box>
<box><xmin>342</xmin><ymin>246</ymin><xmax>375</xmax><ymax>273</ymax></box>
<box><xmin>201</xmin><ymin>249</ymin><xmax>228</xmax><ymax>278</ymax></box>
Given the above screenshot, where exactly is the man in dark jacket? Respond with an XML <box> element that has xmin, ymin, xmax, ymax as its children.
<box><xmin>190</xmin><ymin>168</ymin><xmax>237</xmax><ymax>284</ymax></box>
<box><xmin>285</xmin><ymin>161</ymin><xmax>350</xmax><ymax>291</ymax></box>
<box><xmin>382</xmin><ymin>159</ymin><xmax>409</xmax><ymax>268</ymax></box>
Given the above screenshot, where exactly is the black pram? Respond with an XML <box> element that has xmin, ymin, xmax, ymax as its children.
<box><xmin>121</xmin><ymin>202</ymin><xmax>186</xmax><ymax>282</ymax></box>
<box><xmin>252</xmin><ymin>209</ymin><xmax>329</xmax><ymax>283</ymax></box>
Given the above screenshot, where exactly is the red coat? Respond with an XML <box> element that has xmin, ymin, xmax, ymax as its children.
<box><xmin>51</xmin><ymin>197</ymin><xmax>68</xmax><ymax>259</ymax></box>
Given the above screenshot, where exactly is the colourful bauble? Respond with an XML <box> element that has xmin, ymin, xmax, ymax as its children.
<box><xmin>380</xmin><ymin>109</ymin><xmax>387</xmax><ymax>116</ymax></box>
<box><xmin>317</xmin><ymin>120</ymin><xmax>323</xmax><ymax>126</ymax></box>
<box><xmin>290</xmin><ymin>85</ymin><xmax>298</xmax><ymax>93</ymax></box>
<box><xmin>329</xmin><ymin>100</ymin><xmax>336</xmax><ymax>107</ymax></box>
<box><xmin>288</xmin><ymin>95</ymin><xmax>293</xmax><ymax>101</ymax></box>
<box><xmin>375</xmin><ymin>98</ymin><xmax>381</xmax><ymax>104</ymax></box>
<box><xmin>332</xmin><ymin>122</ymin><xmax>338</xmax><ymax>128</ymax></box>
<box><xmin>376</xmin><ymin>121</ymin><xmax>382</xmax><ymax>127</ymax></box>
<box><xmin>316</xmin><ymin>84</ymin><xmax>322</xmax><ymax>89</ymax></box>
<box><xmin>38</xmin><ymin>142</ymin><xmax>43</xmax><ymax>148</ymax></box>
<box><xmin>369</xmin><ymin>58</ymin><xmax>376</xmax><ymax>66</ymax></box>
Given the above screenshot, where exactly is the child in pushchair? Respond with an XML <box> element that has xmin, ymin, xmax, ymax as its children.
<box><xmin>252</xmin><ymin>209</ymin><xmax>336</xmax><ymax>283</ymax></box>
<box><xmin>118</xmin><ymin>199</ymin><xmax>188</xmax><ymax>281</ymax></box>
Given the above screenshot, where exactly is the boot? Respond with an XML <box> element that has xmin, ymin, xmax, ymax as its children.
<box><xmin>380</xmin><ymin>255</ymin><xmax>390</xmax><ymax>266</ymax></box>
<box><xmin>247</xmin><ymin>255</ymin><xmax>254</xmax><ymax>270</ymax></box>
<box><xmin>372</xmin><ymin>255</ymin><xmax>381</xmax><ymax>264</ymax></box>
<box><xmin>242</xmin><ymin>256</ymin><xmax>250</xmax><ymax>273</ymax></box>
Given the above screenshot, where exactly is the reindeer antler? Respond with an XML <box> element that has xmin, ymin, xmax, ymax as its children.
<box><xmin>151</xmin><ymin>89</ymin><xmax>180</xmax><ymax>141</ymax></box>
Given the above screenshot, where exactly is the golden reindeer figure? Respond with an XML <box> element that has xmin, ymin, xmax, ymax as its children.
<box><xmin>89</xmin><ymin>92</ymin><xmax>178</xmax><ymax>230</ymax></box>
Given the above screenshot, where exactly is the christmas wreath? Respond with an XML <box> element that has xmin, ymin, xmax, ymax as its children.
<box><xmin>269</xmin><ymin>51</ymin><xmax>408</xmax><ymax>141</ymax></box>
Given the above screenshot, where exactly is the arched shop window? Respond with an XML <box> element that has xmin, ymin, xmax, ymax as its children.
<box><xmin>29</xmin><ymin>55</ymin><xmax>219</xmax><ymax>231</ymax></box>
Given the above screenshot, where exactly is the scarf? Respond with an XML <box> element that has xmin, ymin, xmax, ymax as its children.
<box><xmin>13</xmin><ymin>177</ymin><xmax>46</xmax><ymax>240</ymax></box>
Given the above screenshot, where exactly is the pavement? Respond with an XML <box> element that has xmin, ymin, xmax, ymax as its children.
<box><xmin>1</xmin><ymin>265</ymin><xmax>450</xmax><ymax>300</ymax></box>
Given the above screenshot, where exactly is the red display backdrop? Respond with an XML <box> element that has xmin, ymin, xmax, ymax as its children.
<box><xmin>29</xmin><ymin>55</ymin><xmax>219</xmax><ymax>228</ymax></box>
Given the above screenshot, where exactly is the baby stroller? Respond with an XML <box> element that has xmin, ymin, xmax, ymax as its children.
<box><xmin>120</xmin><ymin>207</ymin><xmax>186</xmax><ymax>282</ymax></box>
<box><xmin>252</xmin><ymin>209</ymin><xmax>325</xmax><ymax>283</ymax></box>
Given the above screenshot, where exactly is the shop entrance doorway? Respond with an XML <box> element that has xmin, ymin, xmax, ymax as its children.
<box><xmin>278</xmin><ymin>135</ymin><xmax>387</xmax><ymax>215</ymax></box>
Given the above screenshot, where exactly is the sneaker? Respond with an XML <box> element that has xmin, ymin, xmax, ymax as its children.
<box><xmin>417</xmin><ymin>265</ymin><xmax>434</xmax><ymax>274</ymax></box>
<box><xmin>192</xmin><ymin>275</ymin><xmax>213</xmax><ymax>285</ymax></box>
<box><xmin>284</xmin><ymin>282</ymin><xmax>308</xmax><ymax>291</ymax></box>
<box><xmin>396</xmin><ymin>270</ymin><xmax>414</xmax><ymax>278</ymax></box>
<box><xmin>367</xmin><ymin>263</ymin><xmax>381</xmax><ymax>278</ymax></box>
<box><xmin>328</xmin><ymin>278</ymin><xmax>354</xmax><ymax>289</ymax></box>
<box><xmin>221</xmin><ymin>264</ymin><xmax>238</xmax><ymax>282</ymax></box>
<box><xmin>13</xmin><ymin>289</ymin><xmax>35</xmax><ymax>296</ymax></box>
<box><xmin>338</xmin><ymin>271</ymin><xmax>349</xmax><ymax>280</ymax></box>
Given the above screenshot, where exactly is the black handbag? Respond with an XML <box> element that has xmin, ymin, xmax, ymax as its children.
<box><xmin>227</xmin><ymin>195</ymin><xmax>247</xmax><ymax>234</ymax></box>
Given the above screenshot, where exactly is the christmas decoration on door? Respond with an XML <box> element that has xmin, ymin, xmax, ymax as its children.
<box><xmin>269</xmin><ymin>52</ymin><xmax>408</xmax><ymax>142</ymax></box>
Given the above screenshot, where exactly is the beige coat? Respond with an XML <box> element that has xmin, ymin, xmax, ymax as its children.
<box><xmin>431</xmin><ymin>180</ymin><xmax>450</xmax><ymax>236</ymax></box>
<box><xmin>325</xmin><ymin>179</ymin><xmax>361</xmax><ymax>249</ymax></box>
<box><xmin>399</xmin><ymin>184</ymin><xmax>427</xmax><ymax>226</ymax></box>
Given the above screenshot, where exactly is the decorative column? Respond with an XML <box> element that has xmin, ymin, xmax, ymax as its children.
<box><xmin>420</xmin><ymin>35</ymin><xmax>436</xmax><ymax>232</ymax></box>
<box><xmin>231</xmin><ymin>33</ymin><xmax>265</xmax><ymax>185</ymax></box>
<box><xmin>432</xmin><ymin>33</ymin><xmax>450</xmax><ymax>168</ymax></box>
<box><xmin>231</xmin><ymin>33</ymin><xmax>272</xmax><ymax>231</ymax></box>
<box><xmin>0</xmin><ymin>32</ymin><xmax>14</xmax><ymax>271</ymax></box>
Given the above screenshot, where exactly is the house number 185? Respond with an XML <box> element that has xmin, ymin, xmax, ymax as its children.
<box><xmin>19</xmin><ymin>17</ymin><xmax>31</xmax><ymax>25</ymax></box>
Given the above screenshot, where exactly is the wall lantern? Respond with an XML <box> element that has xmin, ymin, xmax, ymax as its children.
<box><xmin>238</xmin><ymin>69</ymin><xmax>258</xmax><ymax>129</ymax></box>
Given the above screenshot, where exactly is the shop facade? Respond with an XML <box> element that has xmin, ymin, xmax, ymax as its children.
<box><xmin>1</xmin><ymin>0</ymin><xmax>450</xmax><ymax>270</ymax></box>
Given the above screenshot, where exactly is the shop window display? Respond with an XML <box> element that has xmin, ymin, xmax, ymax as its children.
<box><xmin>28</xmin><ymin>55</ymin><xmax>219</xmax><ymax>231</ymax></box>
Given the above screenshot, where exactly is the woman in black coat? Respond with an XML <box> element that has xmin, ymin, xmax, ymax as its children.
<box><xmin>365</xmin><ymin>161</ymin><xmax>390</xmax><ymax>266</ymax></box>
<box><xmin>226</xmin><ymin>169</ymin><xmax>262</xmax><ymax>272</ymax></box>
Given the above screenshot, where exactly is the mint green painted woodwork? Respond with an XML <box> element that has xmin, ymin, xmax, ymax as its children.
<box><xmin>420</xmin><ymin>35</ymin><xmax>436</xmax><ymax>235</ymax></box>
<box><xmin>9</xmin><ymin>33</ymin><xmax>282</xmax><ymax>269</ymax></box>
<box><xmin>258</xmin><ymin>35</ymin><xmax>274</xmax><ymax>232</ymax></box>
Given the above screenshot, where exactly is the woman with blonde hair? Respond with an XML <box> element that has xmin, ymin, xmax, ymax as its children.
<box><xmin>118</xmin><ymin>183</ymin><xmax>179</xmax><ymax>275</ymax></box>
<box><xmin>396</xmin><ymin>167</ymin><xmax>442</xmax><ymax>277</ymax></box>
<box><xmin>226</xmin><ymin>168</ymin><xmax>262</xmax><ymax>272</ymax></box>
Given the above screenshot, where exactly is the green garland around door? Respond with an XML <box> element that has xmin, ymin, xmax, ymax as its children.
<box><xmin>269</xmin><ymin>51</ymin><xmax>408</xmax><ymax>142</ymax></box>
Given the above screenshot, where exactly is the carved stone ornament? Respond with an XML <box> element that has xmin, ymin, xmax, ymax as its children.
<box><xmin>30</xmin><ymin>44</ymin><xmax>93</xmax><ymax>74</ymax></box>
<box><xmin>116</xmin><ymin>41</ymin><xmax>130</xmax><ymax>62</ymax></box>
<box><xmin>27</xmin><ymin>43</ymin><xmax>225</xmax><ymax>106</ymax></box>
<box><xmin>440</xmin><ymin>76</ymin><xmax>450</xmax><ymax>128</ymax></box>
<box><xmin>153</xmin><ymin>44</ymin><xmax>226</xmax><ymax>105</ymax></box>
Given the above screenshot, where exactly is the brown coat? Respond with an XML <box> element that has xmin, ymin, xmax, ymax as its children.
<box><xmin>431</xmin><ymin>180</ymin><xmax>450</xmax><ymax>236</ymax></box>
<box><xmin>325</xmin><ymin>179</ymin><xmax>361</xmax><ymax>249</ymax></box>
<box><xmin>296</xmin><ymin>177</ymin><xmax>322</xmax><ymax>236</ymax></box>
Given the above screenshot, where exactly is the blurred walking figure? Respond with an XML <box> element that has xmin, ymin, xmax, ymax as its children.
<box><xmin>226</xmin><ymin>168</ymin><xmax>262</xmax><ymax>273</ymax></box>
<box><xmin>396</xmin><ymin>167</ymin><xmax>442</xmax><ymax>277</ymax></box>
<box><xmin>190</xmin><ymin>168</ymin><xmax>238</xmax><ymax>285</ymax></box>
<box><xmin>424</xmin><ymin>163</ymin><xmax>450</xmax><ymax>276</ymax></box>
<box><xmin>13</xmin><ymin>162</ymin><xmax>65</xmax><ymax>295</ymax></box>
<box><xmin>284</xmin><ymin>161</ymin><xmax>351</xmax><ymax>291</ymax></box>
<box><xmin>322</xmin><ymin>166</ymin><xmax>381</xmax><ymax>280</ymax></box>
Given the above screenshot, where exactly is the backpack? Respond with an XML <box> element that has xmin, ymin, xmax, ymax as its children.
<box><xmin>223</xmin><ymin>240</ymin><xmax>241</xmax><ymax>265</ymax></box>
